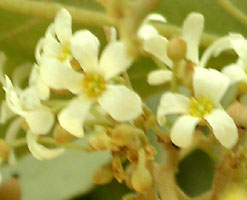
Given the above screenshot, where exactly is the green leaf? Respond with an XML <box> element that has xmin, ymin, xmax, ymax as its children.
<box><xmin>1</xmin><ymin>139</ymin><xmax>111</xmax><ymax>200</ymax></box>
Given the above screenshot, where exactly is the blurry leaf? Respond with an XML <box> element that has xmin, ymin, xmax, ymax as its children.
<box><xmin>1</xmin><ymin>139</ymin><xmax>111</xmax><ymax>200</ymax></box>
<box><xmin>176</xmin><ymin>149</ymin><xmax>215</xmax><ymax>197</ymax></box>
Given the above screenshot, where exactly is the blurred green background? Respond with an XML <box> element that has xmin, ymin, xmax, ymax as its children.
<box><xmin>0</xmin><ymin>0</ymin><xmax>246</xmax><ymax>199</ymax></box>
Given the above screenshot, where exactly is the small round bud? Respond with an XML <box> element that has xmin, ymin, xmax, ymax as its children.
<box><xmin>0</xmin><ymin>177</ymin><xmax>21</xmax><ymax>200</ymax></box>
<box><xmin>167</xmin><ymin>37</ymin><xmax>187</xmax><ymax>62</ymax></box>
<box><xmin>0</xmin><ymin>139</ymin><xmax>10</xmax><ymax>159</ymax></box>
<box><xmin>53</xmin><ymin>124</ymin><xmax>77</xmax><ymax>144</ymax></box>
<box><xmin>227</xmin><ymin>102</ymin><xmax>247</xmax><ymax>128</ymax></box>
<box><xmin>93</xmin><ymin>163</ymin><xmax>113</xmax><ymax>185</ymax></box>
<box><xmin>131</xmin><ymin>150</ymin><xmax>153</xmax><ymax>193</ymax></box>
<box><xmin>131</xmin><ymin>164</ymin><xmax>153</xmax><ymax>193</ymax></box>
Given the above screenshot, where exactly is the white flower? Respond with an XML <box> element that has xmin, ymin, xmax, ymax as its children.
<box><xmin>142</xmin><ymin>13</ymin><xmax>204</xmax><ymax>85</ymax></box>
<box><xmin>36</xmin><ymin>8</ymin><xmax>73</xmax><ymax>64</ymax></box>
<box><xmin>40</xmin><ymin>30</ymin><xmax>142</xmax><ymax>137</ymax></box>
<box><xmin>4</xmin><ymin>76</ymin><xmax>54</xmax><ymax>135</ymax></box>
<box><xmin>201</xmin><ymin>33</ymin><xmax>247</xmax><ymax>84</ymax></box>
<box><xmin>157</xmin><ymin>68</ymin><xmax>238</xmax><ymax>149</ymax></box>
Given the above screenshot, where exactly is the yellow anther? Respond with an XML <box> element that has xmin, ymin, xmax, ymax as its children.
<box><xmin>82</xmin><ymin>73</ymin><xmax>106</xmax><ymax>98</ymax></box>
<box><xmin>189</xmin><ymin>97</ymin><xmax>213</xmax><ymax>118</ymax></box>
<box><xmin>58</xmin><ymin>43</ymin><xmax>72</xmax><ymax>62</ymax></box>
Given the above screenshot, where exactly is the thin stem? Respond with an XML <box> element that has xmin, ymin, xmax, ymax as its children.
<box><xmin>0</xmin><ymin>0</ymin><xmax>220</xmax><ymax>49</ymax></box>
<box><xmin>213</xmin><ymin>0</ymin><xmax>247</xmax><ymax>28</ymax></box>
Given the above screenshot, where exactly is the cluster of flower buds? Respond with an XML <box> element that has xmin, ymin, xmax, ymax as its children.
<box><xmin>0</xmin><ymin>4</ymin><xmax>247</xmax><ymax>198</ymax></box>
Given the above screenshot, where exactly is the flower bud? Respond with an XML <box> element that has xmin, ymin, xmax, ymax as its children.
<box><xmin>131</xmin><ymin>150</ymin><xmax>153</xmax><ymax>193</ymax></box>
<box><xmin>167</xmin><ymin>37</ymin><xmax>187</xmax><ymax>62</ymax></box>
<box><xmin>227</xmin><ymin>102</ymin><xmax>247</xmax><ymax>128</ymax></box>
<box><xmin>109</xmin><ymin>124</ymin><xmax>144</xmax><ymax>147</ymax></box>
<box><xmin>93</xmin><ymin>163</ymin><xmax>113</xmax><ymax>185</ymax></box>
<box><xmin>0</xmin><ymin>139</ymin><xmax>10</xmax><ymax>159</ymax></box>
<box><xmin>53</xmin><ymin>124</ymin><xmax>77</xmax><ymax>144</ymax></box>
<box><xmin>0</xmin><ymin>177</ymin><xmax>21</xmax><ymax>200</ymax></box>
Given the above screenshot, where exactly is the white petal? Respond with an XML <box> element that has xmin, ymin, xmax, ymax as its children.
<box><xmin>147</xmin><ymin>69</ymin><xmax>172</xmax><ymax>85</ymax></box>
<box><xmin>3</xmin><ymin>76</ymin><xmax>24</xmax><ymax>116</ymax></box>
<box><xmin>40</xmin><ymin>58</ymin><xmax>83</xmax><ymax>94</ymax></box>
<box><xmin>100</xmin><ymin>42</ymin><xmax>133</xmax><ymax>80</ymax></box>
<box><xmin>25</xmin><ymin>107</ymin><xmax>54</xmax><ymax>135</ymax></box>
<box><xmin>98</xmin><ymin>85</ymin><xmax>142</xmax><ymax>121</ymax></box>
<box><xmin>157</xmin><ymin>92</ymin><xmax>190</xmax><ymax>124</ymax></box>
<box><xmin>12</xmin><ymin>63</ymin><xmax>32</xmax><ymax>90</ymax></box>
<box><xmin>222</xmin><ymin>64</ymin><xmax>247</xmax><ymax>84</ymax></box>
<box><xmin>29</xmin><ymin>64</ymin><xmax>50</xmax><ymax>100</ymax></box>
<box><xmin>143</xmin><ymin>35</ymin><xmax>172</xmax><ymax>68</ymax></box>
<box><xmin>182</xmin><ymin>13</ymin><xmax>204</xmax><ymax>63</ymax></box>
<box><xmin>193</xmin><ymin>68</ymin><xmax>230</xmax><ymax>106</ymax></box>
<box><xmin>19</xmin><ymin>88</ymin><xmax>41</xmax><ymax>110</ymax></box>
<box><xmin>104</xmin><ymin>26</ymin><xmax>117</xmax><ymax>42</ymax></box>
<box><xmin>229</xmin><ymin>33</ymin><xmax>247</xmax><ymax>60</ymax></box>
<box><xmin>0</xmin><ymin>101</ymin><xmax>15</xmax><ymax>124</ymax></box>
<box><xmin>171</xmin><ymin>115</ymin><xmax>200</xmax><ymax>148</ymax></box>
<box><xmin>200</xmin><ymin>36</ymin><xmax>231</xmax><ymax>67</ymax></box>
<box><xmin>138</xmin><ymin>24</ymin><xmax>159</xmax><ymax>40</ymax></box>
<box><xmin>5</xmin><ymin>118</ymin><xmax>24</xmax><ymax>143</ymax></box>
<box><xmin>71</xmin><ymin>30</ymin><xmax>100</xmax><ymax>73</ymax></box>
<box><xmin>205</xmin><ymin>109</ymin><xmax>238</xmax><ymax>149</ymax></box>
<box><xmin>58</xmin><ymin>95</ymin><xmax>92</xmax><ymax>137</ymax></box>
<box><xmin>145</xmin><ymin>13</ymin><xmax>166</xmax><ymax>23</ymax></box>
<box><xmin>27</xmin><ymin>131</ymin><xmax>64</xmax><ymax>160</ymax></box>
<box><xmin>54</xmin><ymin>8</ymin><xmax>72</xmax><ymax>44</ymax></box>
<box><xmin>0</xmin><ymin>52</ymin><xmax>6</xmax><ymax>85</ymax></box>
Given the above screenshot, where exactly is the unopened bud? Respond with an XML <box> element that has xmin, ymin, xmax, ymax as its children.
<box><xmin>109</xmin><ymin>124</ymin><xmax>144</xmax><ymax>147</ymax></box>
<box><xmin>0</xmin><ymin>177</ymin><xmax>21</xmax><ymax>200</ymax></box>
<box><xmin>131</xmin><ymin>150</ymin><xmax>153</xmax><ymax>193</ymax></box>
<box><xmin>0</xmin><ymin>139</ymin><xmax>10</xmax><ymax>159</ymax></box>
<box><xmin>227</xmin><ymin>102</ymin><xmax>247</xmax><ymax>128</ymax></box>
<box><xmin>167</xmin><ymin>37</ymin><xmax>187</xmax><ymax>62</ymax></box>
<box><xmin>93</xmin><ymin>163</ymin><xmax>113</xmax><ymax>185</ymax></box>
<box><xmin>53</xmin><ymin>124</ymin><xmax>77</xmax><ymax>144</ymax></box>
<box><xmin>89</xmin><ymin>132</ymin><xmax>118</xmax><ymax>151</ymax></box>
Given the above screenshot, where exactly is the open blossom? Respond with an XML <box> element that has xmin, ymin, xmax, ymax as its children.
<box><xmin>143</xmin><ymin>12</ymin><xmax>204</xmax><ymax>85</ymax></box>
<box><xmin>40</xmin><ymin>30</ymin><xmax>142</xmax><ymax>137</ymax></box>
<box><xmin>36</xmin><ymin>8</ymin><xmax>73</xmax><ymax>64</ymax></box>
<box><xmin>157</xmin><ymin>68</ymin><xmax>238</xmax><ymax>149</ymax></box>
<box><xmin>2</xmin><ymin>76</ymin><xmax>64</xmax><ymax>160</ymax></box>
<box><xmin>201</xmin><ymin>33</ymin><xmax>247</xmax><ymax>85</ymax></box>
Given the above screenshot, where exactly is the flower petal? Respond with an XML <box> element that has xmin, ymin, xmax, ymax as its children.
<box><xmin>58</xmin><ymin>95</ymin><xmax>92</xmax><ymax>137</ymax></box>
<box><xmin>193</xmin><ymin>68</ymin><xmax>230</xmax><ymax>106</ymax></box>
<box><xmin>138</xmin><ymin>24</ymin><xmax>159</xmax><ymax>40</ymax></box>
<box><xmin>71</xmin><ymin>30</ymin><xmax>100</xmax><ymax>73</ymax></box>
<box><xmin>98</xmin><ymin>85</ymin><xmax>142</xmax><ymax>121</ymax></box>
<box><xmin>0</xmin><ymin>101</ymin><xmax>15</xmax><ymax>124</ymax></box>
<box><xmin>147</xmin><ymin>69</ymin><xmax>172</xmax><ymax>85</ymax></box>
<box><xmin>143</xmin><ymin>35</ymin><xmax>172</xmax><ymax>67</ymax></box>
<box><xmin>228</xmin><ymin>33</ymin><xmax>247</xmax><ymax>60</ymax></box>
<box><xmin>40</xmin><ymin>58</ymin><xmax>83</xmax><ymax>94</ymax></box>
<box><xmin>171</xmin><ymin>115</ymin><xmax>200</xmax><ymax>148</ymax></box>
<box><xmin>54</xmin><ymin>8</ymin><xmax>72</xmax><ymax>44</ymax></box>
<box><xmin>157</xmin><ymin>92</ymin><xmax>190</xmax><ymax>124</ymax></box>
<box><xmin>27</xmin><ymin>131</ymin><xmax>64</xmax><ymax>160</ymax></box>
<box><xmin>25</xmin><ymin>107</ymin><xmax>54</xmax><ymax>135</ymax></box>
<box><xmin>222</xmin><ymin>64</ymin><xmax>247</xmax><ymax>84</ymax></box>
<box><xmin>99</xmin><ymin>42</ymin><xmax>133</xmax><ymax>80</ymax></box>
<box><xmin>200</xmin><ymin>36</ymin><xmax>231</xmax><ymax>67</ymax></box>
<box><xmin>145</xmin><ymin>13</ymin><xmax>166</xmax><ymax>23</ymax></box>
<box><xmin>182</xmin><ymin>13</ymin><xmax>204</xmax><ymax>63</ymax></box>
<box><xmin>205</xmin><ymin>109</ymin><xmax>238</xmax><ymax>149</ymax></box>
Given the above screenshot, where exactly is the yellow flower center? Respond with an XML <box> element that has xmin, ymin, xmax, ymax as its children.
<box><xmin>189</xmin><ymin>97</ymin><xmax>213</xmax><ymax>118</ymax></box>
<box><xmin>58</xmin><ymin>44</ymin><xmax>72</xmax><ymax>62</ymax></box>
<box><xmin>82</xmin><ymin>73</ymin><xmax>106</xmax><ymax>98</ymax></box>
